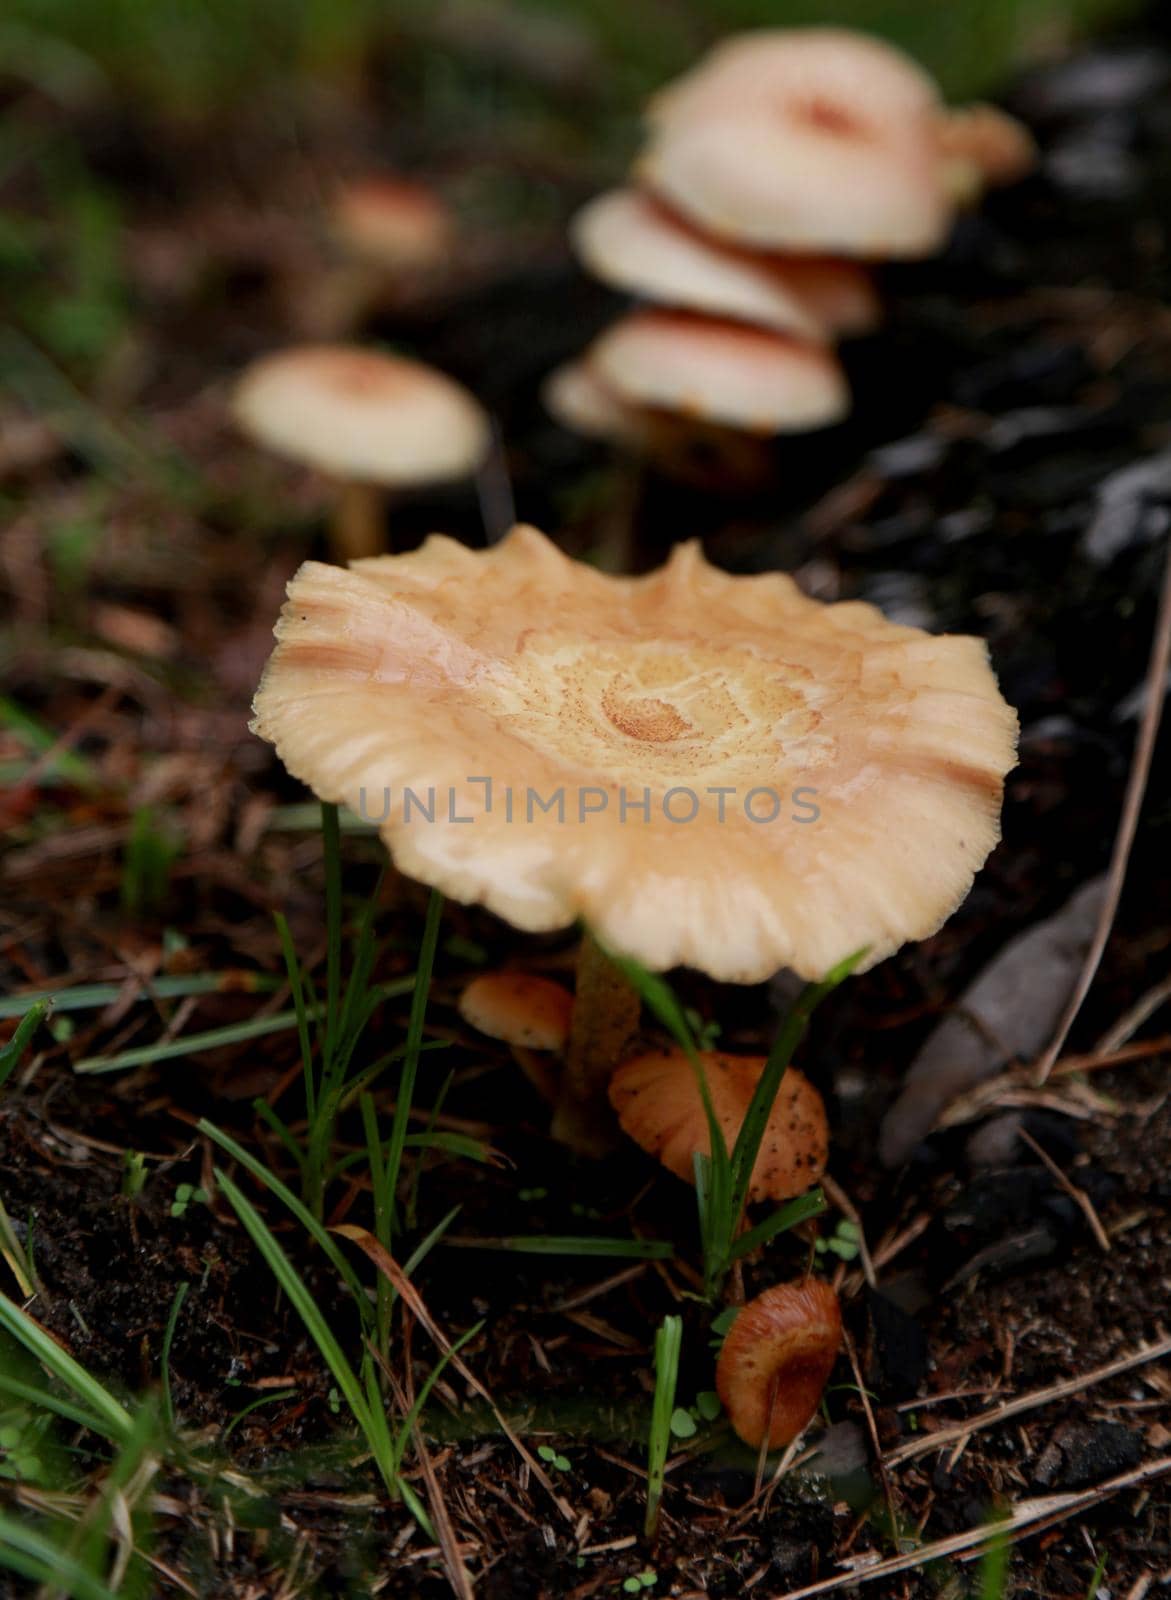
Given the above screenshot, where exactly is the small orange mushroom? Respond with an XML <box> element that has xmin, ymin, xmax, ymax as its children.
<box><xmin>458</xmin><ymin>972</ymin><xmax>574</xmax><ymax>1053</ymax></box>
<box><xmin>609</xmin><ymin>1049</ymin><xmax>828</xmax><ymax>1200</ymax></box>
<box><xmin>716</xmin><ymin>1278</ymin><xmax>842</xmax><ymax>1449</ymax></box>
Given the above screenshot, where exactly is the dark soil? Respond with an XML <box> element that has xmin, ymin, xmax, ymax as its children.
<box><xmin>2</xmin><ymin>9</ymin><xmax>1171</xmax><ymax>1599</ymax></box>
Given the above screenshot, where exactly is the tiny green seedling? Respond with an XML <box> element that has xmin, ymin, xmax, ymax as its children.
<box><xmin>709</xmin><ymin>1306</ymin><xmax>739</xmax><ymax>1350</ymax></box>
<box><xmin>170</xmin><ymin>1184</ymin><xmax>209</xmax><ymax>1219</ymax></box>
<box><xmin>537</xmin><ymin>1444</ymin><xmax>571</xmax><ymax>1472</ymax></box>
<box><xmin>815</xmin><ymin>1219</ymin><xmax>862</xmax><ymax>1261</ymax></box>
<box><xmin>683</xmin><ymin>1007</ymin><xmax>721</xmax><ymax>1052</ymax></box>
<box><xmin>695</xmin><ymin>1390</ymin><xmax>721</xmax><ymax>1422</ymax></box>
<box><xmin>622</xmin><ymin>1572</ymin><xmax>658</xmax><ymax>1593</ymax></box>
<box><xmin>122</xmin><ymin>1151</ymin><xmax>148</xmax><ymax>1199</ymax></box>
<box><xmin>669</xmin><ymin>1407</ymin><xmax>696</xmax><ymax>1439</ymax></box>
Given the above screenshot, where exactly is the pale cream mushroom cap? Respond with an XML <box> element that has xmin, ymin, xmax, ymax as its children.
<box><xmin>648</xmin><ymin>28</ymin><xmax>941</xmax><ymax>131</ymax></box>
<box><xmin>459</xmin><ymin>972</ymin><xmax>574</xmax><ymax>1052</ymax></box>
<box><xmin>251</xmin><ymin>524</ymin><xmax>1018</xmax><ymax>985</ymax></box>
<box><xmin>609</xmin><ymin>1049</ymin><xmax>828</xmax><ymax>1200</ymax></box>
<box><xmin>541</xmin><ymin>359</ymin><xmax>647</xmax><ymax>446</ymax></box>
<box><xmin>231</xmin><ymin>345</ymin><xmax>490</xmax><ymax>487</ymax></box>
<box><xmin>571</xmin><ymin>189</ymin><xmax>879</xmax><ymax>340</ymax></box>
<box><xmin>586</xmin><ymin>311</ymin><xmax>849</xmax><ymax>434</ymax></box>
<box><xmin>638</xmin><ymin>30</ymin><xmax>950</xmax><ymax>257</ymax></box>
<box><xmin>937</xmin><ymin>104</ymin><xmax>1038</xmax><ymax>204</ymax></box>
<box><xmin>330</xmin><ymin>177</ymin><xmax>455</xmax><ymax>271</ymax></box>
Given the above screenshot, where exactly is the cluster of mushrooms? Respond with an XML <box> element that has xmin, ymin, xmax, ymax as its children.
<box><xmin>243</xmin><ymin>29</ymin><xmax>1023</xmax><ymax>1456</ymax></box>
<box><xmin>547</xmin><ymin>28</ymin><xmax>1034</xmax><ymax>465</ymax></box>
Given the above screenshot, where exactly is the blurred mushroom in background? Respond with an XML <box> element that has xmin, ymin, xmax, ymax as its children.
<box><xmin>309</xmin><ymin>176</ymin><xmax>459</xmax><ymax>335</ymax></box>
<box><xmin>231</xmin><ymin>344</ymin><xmax>490</xmax><ymax>560</ymax></box>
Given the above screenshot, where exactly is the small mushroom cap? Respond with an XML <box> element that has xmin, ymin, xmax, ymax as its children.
<box><xmin>541</xmin><ymin>359</ymin><xmax>648</xmax><ymax>446</ymax></box>
<box><xmin>571</xmin><ymin>190</ymin><xmax>879</xmax><ymax>340</ymax></box>
<box><xmin>586</xmin><ymin>311</ymin><xmax>850</xmax><ymax>434</ymax></box>
<box><xmin>251</xmin><ymin>524</ymin><xmax>1017</xmax><ymax>985</ymax></box>
<box><xmin>716</xmin><ymin>1279</ymin><xmax>842</xmax><ymax>1450</ymax></box>
<box><xmin>609</xmin><ymin>1049</ymin><xmax>828</xmax><ymax>1201</ymax></box>
<box><xmin>458</xmin><ymin>972</ymin><xmax>574</xmax><ymax>1052</ymax></box>
<box><xmin>937</xmin><ymin>104</ymin><xmax>1038</xmax><ymax>203</ymax></box>
<box><xmin>231</xmin><ymin>345</ymin><xmax>490</xmax><ymax>487</ymax></box>
<box><xmin>331</xmin><ymin>177</ymin><xmax>455</xmax><ymax>271</ymax></box>
<box><xmin>638</xmin><ymin>30</ymin><xmax>949</xmax><ymax>258</ymax></box>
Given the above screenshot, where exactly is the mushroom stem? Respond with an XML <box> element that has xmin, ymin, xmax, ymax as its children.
<box><xmin>332</xmin><ymin>481</ymin><xmax>386</xmax><ymax>562</ymax></box>
<box><xmin>552</xmin><ymin>930</ymin><xmax>641</xmax><ymax>1154</ymax></box>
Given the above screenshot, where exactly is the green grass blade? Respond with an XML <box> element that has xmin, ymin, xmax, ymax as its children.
<box><xmin>0</xmin><ymin>1373</ymin><xmax>113</xmax><ymax>1436</ymax></box>
<box><xmin>382</xmin><ymin>890</ymin><xmax>444</xmax><ymax>1232</ymax></box>
<box><xmin>727</xmin><ymin>949</ymin><xmax>865</xmax><ymax>1224</ymax></box>
<box><xmin>645</xmin><ymin>1314</ymin><xmax>682</xmax><ymax>1538</ymax></box>
<box><xmin>0</xmin><ymin>999</ymin><xmax>51</xmax><ymax>1091</ymax></box>
<box><xmin>252</xmin><ymin>1098</ymin><xmax>307</xmax><ymax>1174</ymax></box>
<box><xmin>391</xmin><ymin>1321</ymin><xmax>482</xmax><ymax>1469</ymax></box>
<box><xmin>212</xmin><ymin>1168</ymin><xmax>386</xmax><ymax>1477</ymax></box>
<box><xmin>0</xmin><ymin>1513</ymin><xmax>119</xmax><ymax>1600</ymax></box>
<box><xmin>729</xmin><ymin>1189</ymin><xmax>827</xmax><ymax>1261</ymax></box>
<box><xmin>321</xmin><ymin>801</ymin><xmax>342</xmax><ymax>1071</ymax></box>
<box><xmin>274</xmin><ymin>910</ymin><xmax>315</xmax><ymax>1121</ymax></box>
<box><xmin>74</xmin><ymin>979</ymin><xmax>414</xmax><ymax>1074</ymax></box>
<box><xmin>198</xmin><ymin>1120</ymin><xmax>369</xmax><ymax>1315</ymax></box>
<box><xmin>160</xmin><ymin>1282</ymin><xmax>188</xmax><ymax>1434</ymax></box>
<box><xmin>442</xmin><ymin>1235</ymin><xmax>673</xmax><ymax>1259</ymax></box>
<box><xmin>400</xmin><ymin>1205</ymin><xmax>462</xmax><ymax>1281</ymax></box>
<box><xmin>0</xmin><ymin>973</ymin><xmax>278</xmax><ymax>1022</ymax></box>
<box><xmin>0</xmin><ymin>1291</ymin><xmax>133</xmax><ymax>1444</ymax></box>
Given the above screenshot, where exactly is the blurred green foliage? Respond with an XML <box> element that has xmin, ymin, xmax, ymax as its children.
<box><xmin>0</xmin><ymin>0</ymin><xmax>1143</xmax><ymax>121</ymax></box>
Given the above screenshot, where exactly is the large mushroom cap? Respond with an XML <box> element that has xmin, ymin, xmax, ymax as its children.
<box><xmin>609</xmin><ymin>1049</ymin><xmax>828</xmax><ymax>1200</ymax></box>
<box><xmin>638</xmin><ymin>29</ymin><xmax>950</xmax><ymax>257</ymax></box>
<box><xmin>231</xmin><ymin>345</ymin><xmax>490</xmax><ymax>487</ymax></box>
<box><xmin>571</xmin><ymin>190</ymin><xmax>877</xmax><ymax>341</ymax></box>
<box><xmin>251</xmin><ymin>525</ymin><xmax>1017</xmax><ymax>985</ymax></box>
<box><xmin>716</xmin><ymin>1279</ymin><xmax>842</xmax><ymax>1449</ymax></box>
<box><xmin>331</xmin><ymin>177</ymin><xmax>455</xmax><ymax>271</ymax></box>
<box><xmin>586</xmin><ymin>311</ymin><xmax>849</xmax><ymax>434</ymax></box>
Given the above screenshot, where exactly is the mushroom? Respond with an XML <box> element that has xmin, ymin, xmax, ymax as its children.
<box><xmin>637</xmin><ymin>29</ymin><xmax>951</xmax><ymax>257</ymax></box>
<box><xmin>231</xmin><ymin>344</ymin><xmax>490</xmax><ymax>561</ymax></box>
<box><xmin>571</xmin><ymin>189</ymin><xmax>879</xmax><ymax>340</ymax></box>
<box><xmin>542</xmin><ymin>359</ymin><xmax>649</xmax><ymax>449</ymax></box>
<box><xmin>459</xmin><ymin>970</ymin><xmax>575</xmax><ymax>1106</ymax></box>
<box><xmin>314</xmin><ymin>177</ymin><xmax>458</xmax><ymax>333</ymax></box>
<box><xmin>609</xmin><ymin>1048</ymin><xmax>828</xmax><ymax>1200</ymax></box>
<box><xmin>716</xmin><ymin>1278</ymin><xmax>842</xmax><ymax>1450</ymax></box>
<box><xmin>251</xmin><ymin>524</ymin><xmax>1017</xmax><ymax>1145</ymax></box>
<box><xmin>646</xmin><ymin>28</ymin><xmax>942</xmax><ymax>133</ymax></box>
<box><xmin>936</xmin><ymin>104</ymin><xmax>1038</xmax><ymax>205</ymax></box>
<box><xmin>331</xmin><ymin>177</ymin><xmax>456</xmax><ymax>277</ymax></box>
<box><xmin>585</xmin><ymin>311</ymin><xmax>850</xmax><ymax>435</ymax></box>
<box><xmin>542</xmin><ymin>358</ymin><xmax>777</xmax><ymax>491</ymax></box>
<box><xmin>459</xmin><ymin>972</ymin><xmax>574</xmax><ymax>1052</ymax></box>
